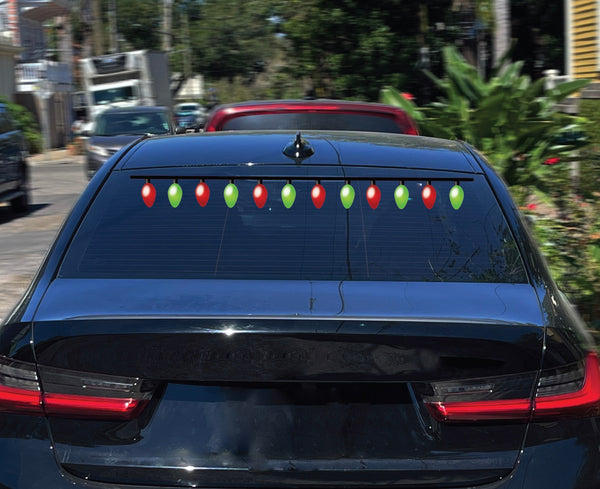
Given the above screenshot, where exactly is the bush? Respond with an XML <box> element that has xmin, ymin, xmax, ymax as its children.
<box><xmin>578</xmin><ymin>99</ymin><xmax>600</xmax><ymax>146</ymax></box>
<box><xmin>0</xmin><ymin>97</ymin><xmax>43</xmax><ymax>154</ymax></box>
<box><xmin>523</xmin><ymin>148</ymin><xmax>600</xmax><ymax>326</ymax></box>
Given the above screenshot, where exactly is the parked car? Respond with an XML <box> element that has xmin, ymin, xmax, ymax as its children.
<box><xmin>0</xmin><ymin>103</ymin><xmax>28</xmax><ymax>213</ymax></box>
<box><xmin>85</xmin><ymin>105</ymin><xmax>176</xmax><ymax>179</ymax></box>
<box><xmin>204</xmin><ymin>99</ymin><xmax>419</xmax><ymax>134</ymax></box>
<box><xmin>174</xmin><ymin>102</ymin><xmax>207</xmax><ymax>132</ymax></box>
<box><xmin>2</xmin><ymin>130</ymin><xmax>600</xmax><ymax>489</ymax></box>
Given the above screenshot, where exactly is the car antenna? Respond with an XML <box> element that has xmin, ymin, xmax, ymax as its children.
<box><xmin>283</xmin><ymin>131</ymin><xmax>315</xmax><ymax>164</ymax></box>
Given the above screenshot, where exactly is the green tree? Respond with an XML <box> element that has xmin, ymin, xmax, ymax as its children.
<box><xmin>190</xmin><ymin>0</ymin><xmax>279</xmax><ymax>81</ymax></box>
<box><xmin>116</xmin><ymin>0</ymin><xmax>162</xmax><ymax>51</ymax></box>
<box><xmin>277</xmin><ymin>0</ymin><xmax>454</xmax><ymax>101</ymax></box>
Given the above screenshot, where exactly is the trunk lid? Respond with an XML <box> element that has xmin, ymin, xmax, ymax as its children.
<box><xmin>32</xmin><ymin>280</ymin><xmax>544</xmax><ymax>488</ymax></box>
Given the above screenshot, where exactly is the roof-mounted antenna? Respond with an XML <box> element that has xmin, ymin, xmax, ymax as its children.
<box><xmin>283</xmin><ymin>132</ymin><xmax>315</xmax><ymax>164</ymax></box>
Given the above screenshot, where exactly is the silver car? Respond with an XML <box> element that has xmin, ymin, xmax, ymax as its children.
<box><xmin>85</xmin><ymin>106</ymin><xmax>175</xmax><ymax>179</ymax></box>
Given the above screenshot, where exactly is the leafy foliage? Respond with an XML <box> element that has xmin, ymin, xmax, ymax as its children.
<box><xmin>381</xmin><ymin>46</ymin><xmax>589</xmax><ymax>197</ymax></box>
<box><xmin>277</xmin><ymin>0</ymin><xmax>452</xmax><ymax>100</ymax></box>
<box><xmin>532</xmin><ymin>148</ymin><xmax>600</xmax><ymax>326</ymax></box>
<box><xmin>0</xmin><ymin>98</ymin><xmax>42</xmax><ymax>154</ymax></box>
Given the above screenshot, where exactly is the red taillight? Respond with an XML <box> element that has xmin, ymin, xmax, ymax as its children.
<box><xmin>533</xmin><ymin>352</ymin><xmax>600</xmax><ymax>419</ymax></box>
<box><xmin>44</xmin><ymin>393</ymin><xmax>148</xmax><ymax>420</ymax></box>
<box><xmin>425</xmin><ymin>352</ymin><xmax>600</xmax><ymax>423</ymax></box>
<box><xmin>0</xmin><ymin>384</ymin><xmax>42</xmax><ymax>413</ymax></box>
<box><xmin>427</xmin><ymin>397</ymin><xmax>531</xmax><ymax>423</ymax></box>
<box><xmin>0</xmin><ymin>356</ymin><xmax>151</xmax><ymax>419</ymax></box>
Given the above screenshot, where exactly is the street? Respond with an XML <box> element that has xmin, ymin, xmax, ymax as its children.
<box><xmin>0</xmin><ymin>154</ymin><xmax>87</xmax><ymax>320</ymax></box>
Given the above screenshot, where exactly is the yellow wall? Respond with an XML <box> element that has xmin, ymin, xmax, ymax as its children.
<box><xmin>572</xmin><ymin>0</ymin><xmax>598</xmax><ymax>78</ymax></box>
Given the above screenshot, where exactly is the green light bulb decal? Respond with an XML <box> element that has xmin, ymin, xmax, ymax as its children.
<box><xmin>224</xmin><ymin>181</ymin><xmax>239</xmax><ymax>208</ymax></box>
<box><xmin>168</xmin><ymin>180</ymin><xmax>182</xmax><ymax>208</ymax></box>
<box><xmin>281</xmin><ymin>181</ymin><xmax>296</xmax><ymax>209</ymax></box>
<box><xmin>449</xmin><ymin>183</ymin><xmax>464</xmax><ymax>210</ymax></box>
<box><xmin>340</xmin><ymin>183</ymin><xmax>355</xmax><ymax>209</ymax></box>
<box><xmin>394</xmin><ymin>183</ymin><xmax>409</xmax><ymax>209</ymax></box>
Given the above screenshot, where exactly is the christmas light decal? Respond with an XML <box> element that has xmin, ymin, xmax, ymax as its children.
<box><xmin>253</xmin><ymin>180</ymin><xmax>268</xmax><ymax>208</ymax></box>
<box><xmin>366</xmin><ymin>181</ymin><xmax>381</xmax><ymax>209</ymax></box>
<box><xmin>195</xmin><ymin>180</ymin><xmax>210</xmax><ymax>207</ymax></box>
<box><xmin>224</xmin><ymin>180</ymin><xmax>239</xmax><ymax>208</ymax></box>
<box><xmin>340</xmin><ymin>181</ymin><xmax>355</xmax><ymax>209</ymax></box>
<box><xmin>134</xmin><ymin>176</ymin><xmax>470</xmax><ymax>211</ymax></box>
<box><xmin>281</xmin><ymin>180</ymin><xmax>296</xmax><ymax>209</ymax></box>
<box><xmin>394</xmin><ymin>181</ymin><xmax>409</xmax><ymax>209</ymax></box>
<box><xmin>168</xmin><ymin>179</ymin><xmax>183</xmax><ymax>208</ymax></box>
<box><xmin>422</xmin><ymin>181</ymin><xmax>436</xmax><ymax>209</ymax></box>
<box><xmin>141</xmin><ymin>179</ymin><xmax>156</xmax><ymax>208</ymax></box>
<box><xmin>449</xmin><ymin>181</ymin><xmax>464</xmax><ymax>210</ymax></box>
<box><xmin>311</xmin><ymin>180</ymin><xmax>326</xmax><ymax>209</ymax></box>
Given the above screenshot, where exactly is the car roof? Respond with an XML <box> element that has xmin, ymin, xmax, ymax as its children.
<box><xmin>99</xmin><ymin>106</ymin><xmax>169</xmax><ymax>114</ymax></box>
<box><xmin>204</xmin><ymin>99</ymin><xmax>419</xmax><ymax>134</ymax></box>
<box><xmin>211</xmin><ymin>99</ymin><xmax>407</xmax><ymax>111</ymax></box>
<box><xmin>117</xmin><ymin>131</ymin><xmax>480</xmax><ymax>174</ymax></box>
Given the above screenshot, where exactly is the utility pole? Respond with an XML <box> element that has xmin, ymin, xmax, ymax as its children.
<box><xmin>92</xmin><ymin>0</ymin><xmax>102</xmax><ymax>55</ymax></box>
<box><xmin>162</xmin><ymin>0</ymin><xmax>173</xmax><ymax>52</ymax></box>
<box><xmin>108</xmin><ymin>0</ymin><xmax>117</xmax><ymax>53</ymax></box>
<box><xmin>182</xmin><ymin>9</ymin><xmax>191</xmax><ymax>79</ymax></box>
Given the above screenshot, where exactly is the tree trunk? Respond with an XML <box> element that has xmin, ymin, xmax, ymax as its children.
<box><xmin>493</xmin><ymin>0</ymin><xmax>511</xmax><ymax>67</ymax></box>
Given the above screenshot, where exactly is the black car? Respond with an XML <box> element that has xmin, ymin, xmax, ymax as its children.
<box><xmin>0</xmin><ymin>103</ymin><xmax>28</xmax><ymax>212</ymax></box>
<box><xmin>85</xmin><ymin>105</ymin><xmax>176</xmax><ymax>179</ymax></box>
<box><xmin>2</xmin><ymin>131</ymin><xmax>600</xmax><ymax>489</ymax></box>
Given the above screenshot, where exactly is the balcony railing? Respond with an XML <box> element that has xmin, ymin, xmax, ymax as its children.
<box><xmin>15</xmin><ymin>60</ymin><xmax>72</xmax><ymax>93</ymax></box>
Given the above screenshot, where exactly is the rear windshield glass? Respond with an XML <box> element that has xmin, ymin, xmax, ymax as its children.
<box><xmin>59</xmin><ymin>174</ymin><xmax>527</xmax><ymax>283</ymax></box>
<box><xmin>94</xmin><ymin>111</ymin><xmax>170</xmax><ymax>136</ymax></box>
<box><xmin>222</xmin><ymin>113</ymin><xmax>404</xmax><ymax>133</ymax></box>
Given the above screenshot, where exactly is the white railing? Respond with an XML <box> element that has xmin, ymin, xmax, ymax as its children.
<box><xmin>15</xmin><ymin>60</ymin><xmax>72</xmax><ymax>92</ymax></box>
<box><xmin>544</xmin><ymin>69</ymin><xmax>571</xmax><ymax>90</ymax></box>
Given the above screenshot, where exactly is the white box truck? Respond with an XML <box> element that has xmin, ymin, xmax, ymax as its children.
<box><xmin>80</xmin><ymin>50</ymin><xmax>172</xmax><ymax>121</ymax></box>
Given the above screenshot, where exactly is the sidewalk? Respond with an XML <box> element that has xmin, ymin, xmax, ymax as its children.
<box><xmin>28</xmin><ymin>148</ymin><xmax>84</xmax><ymax>165</ymax></box>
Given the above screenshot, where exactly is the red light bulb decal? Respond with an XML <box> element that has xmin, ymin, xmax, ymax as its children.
<box><xmin>141</xmin><ymin>180</ymin><xmax>156</xmax><ymax>207</ymax></box>
<box><xmin>253</xmin><ymin>181</ymin><xmax>268</xmax><ymax>208</ymax></box>
<box><xmin>195</xmin><ymin>181</ymin><xmax>210</xmax><ymax>207</ymax></box>
<box><xmin>422</xmin><ymin>182</ymin><xmax>436</xmax><ymax>209</ymax></box>
<box><xmin>366</xmin><ymin>181</ymin><xmax>381</xmax><ymax>209</ymax></box>
<box><xmin>311</xmin><ymin>181</ymin><xmax>326</xmax><ymax>209</ymax></box>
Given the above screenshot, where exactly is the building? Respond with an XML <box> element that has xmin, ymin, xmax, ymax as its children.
<box><xmin>564</xmin><ymin>0</ymin><xmax>600</xmax><ymax>108</ymax></box>
<box><xmin>566</xmin><ymin>0</ymin><xmax>599</xmax><ymax>80</ymax></box>
<box><xmin>0</xmin><ymin>0</ymin><xmax>73</xmax><ymax>148</ymax></box>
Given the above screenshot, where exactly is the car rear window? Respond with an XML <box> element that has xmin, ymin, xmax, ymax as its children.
<box><xmin>58</xmin><ymin>174</ymin><xmax>527</xmax><ymax>283</ymax></box>
<box><xmin>221</xmin><ymin>113</ymin><xmax>405</xmax><ymax>133</ymax></box>
<box><xmin>95</xmin><ymin>111</ymin><xmax>171</xmax><ymax>136</ymax></box>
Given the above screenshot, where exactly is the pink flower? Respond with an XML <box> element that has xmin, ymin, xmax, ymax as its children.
<box><xmin>526</xmin><ymin>203</ymin><xmax>537</xmax><ymax>210</ymax></box>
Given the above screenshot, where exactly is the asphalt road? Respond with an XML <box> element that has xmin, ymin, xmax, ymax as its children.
<box><xmin>0</xmin><ymin>154</ymin><xmax>87</xmax><ymax>320</ymax></box>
